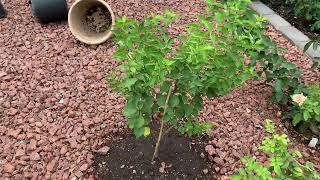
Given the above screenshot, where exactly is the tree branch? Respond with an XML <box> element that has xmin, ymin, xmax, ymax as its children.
<box><xmin>152</xmin><ymin>86</ymin><xmax>173</xmax><ymax>162</ymax></box>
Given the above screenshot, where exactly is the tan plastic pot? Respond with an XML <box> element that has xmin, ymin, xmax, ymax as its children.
<box><xmin>68</xmin><ymin>0</ymin><xmax>115</xmax><ymax>45</ymax></box>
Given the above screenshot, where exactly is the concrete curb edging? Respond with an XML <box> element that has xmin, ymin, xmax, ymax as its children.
<box><xmin>249</xmin><ymin>1</ymin><xmax>320</xmax><ymax>59</ymax></box>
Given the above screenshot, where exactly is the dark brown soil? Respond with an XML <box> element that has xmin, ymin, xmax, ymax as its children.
<box><xmin>261</xmin><ymin>0</ymin><xmax>320</xmax><ymax>39</ymax></box>
<box><xmin>85</xmin><ymin>5</ymin><xmax>112</xmax><ymax>33</ymax></box>
<box><xmin>93</xmin><ymin>123</ymin><xmax>213</xmax><ymax>180</ymax></box>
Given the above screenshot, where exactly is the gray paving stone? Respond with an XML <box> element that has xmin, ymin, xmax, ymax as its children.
<box><xmin>278</xmin><ymin>26</ymin><xmax>310</xmax><ymax>42</ymax></box>
<box><xmin>249</xmin><ymin>1</ymin><xmax>320</xmax><ymax>60</ymax></box>
<box><xmin>249</xmin><ymin>1</ymin><xmax>275</xmax><ymax>15</ymax></box>
<box><xmin>294</xmin><ymin>41</ymin><xmax>309</xmax><ymax>51</ymax></box>
<box><xmin>264</xmin><ymin>14</ymin><xmax>291</xmax><ymax>29</ymax></box>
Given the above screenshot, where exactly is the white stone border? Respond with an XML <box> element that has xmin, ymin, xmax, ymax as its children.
<box><xmin>249</xmin><ymin>1</ymin><xmax>320</xmax><ymax>59</ymax></box>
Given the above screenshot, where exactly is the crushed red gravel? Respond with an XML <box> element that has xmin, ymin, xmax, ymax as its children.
<box><xmin>0</xmin><ymin>0</ymin><xmax>319</xmax><ymax>179</ymax></box>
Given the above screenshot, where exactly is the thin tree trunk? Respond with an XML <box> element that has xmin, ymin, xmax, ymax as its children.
<box><xmin>151</xmin><ymin>86</ymin><xmax>173</xmax><ymax>162</ymax></box>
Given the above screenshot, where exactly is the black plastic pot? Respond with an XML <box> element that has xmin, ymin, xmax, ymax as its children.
<box><xmin>29</xmin><ymin>0</ymin><xmax>68</xmax><ymax>24</ymax></box>
<box><xmin>0</xmin><ymin>1</ymin><xmax>6</xmax><ymax>19</ymax></box>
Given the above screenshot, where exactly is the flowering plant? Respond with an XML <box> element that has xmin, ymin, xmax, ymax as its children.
<box><xmin>289</xmin><ymin>84</ymin><xmax>320</xmax><ymax>135</ymax></box>
<box><xmin>292</xmin><ymin>93</ymin><xmax>308</xmax><ymax>106</ymax></box>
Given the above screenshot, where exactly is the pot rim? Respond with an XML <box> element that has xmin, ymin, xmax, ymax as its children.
<box><xmin>68</xmin><ymin>0</ymin><xmax>115</xmax><ymax>45</ymax></box>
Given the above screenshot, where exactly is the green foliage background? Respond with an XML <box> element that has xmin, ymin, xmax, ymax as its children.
<box><xmin>286</xmin><ymin>0</ymin><xmax>320</xmax><ymax>31</ymax></box>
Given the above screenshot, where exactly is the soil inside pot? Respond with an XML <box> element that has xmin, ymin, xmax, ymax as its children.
<box><xmin>85</xmin><ymin>5</ymin><xmax>112</xmax><ymax>33</ymax></box>
<box><xmin>93</xmin><ymin>123</ymin><xmax>213</xmax><ymax>179</ymax></box>
<box><xmin>260</xmin><ymin>0</ymin><xmax>319</xmax><ymax>39</ymax></box>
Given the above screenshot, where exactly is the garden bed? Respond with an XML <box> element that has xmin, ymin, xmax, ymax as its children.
<box><xmin>260</xmin><ymin>0</ymin><xmax>320</xmax><ymax>39</ymax></box>
<box><xmin>94</xmin><ymin>122</ymin><xmax>212</xmax><ymax>179</ymax></box>
<box><xmin>0</xmin><ymin>0</ymin><xmax>319</xmax><ymax>179</ymax></box>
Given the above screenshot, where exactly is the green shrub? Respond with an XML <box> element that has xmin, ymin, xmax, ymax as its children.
<box><xmin>209</xmin><ymin>0</ymin><xmax>308</xmax><ymax>105</ymax></box>
<box><xmin>251</xmin><ymin>46</ymin><xmax>307</xmax><ymax>105</ymax></box>
<box><xmin>107</xmin><ymin>0</ymin><xmax>313</xmax><ymax>160</ymax></box>
<box><xmin>286</xmin><ymin>0</ymin><xmax>320</xmax><ymax>31</ymax></box>
<box><xmin>232</xmin><ymin>120</ymin><xmax>320</xmax><ymax>180</ymax></box>
<box><xmin>108</xmin><ymin>0</ymin><xmax>269</xmax><ymax>160</ymax></box>
<box><xmin>109</xmin><ymin>8</ymin><xmax>255</xmax><ymax>138</ymax></box>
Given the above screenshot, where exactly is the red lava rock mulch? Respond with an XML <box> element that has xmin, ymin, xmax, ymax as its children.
<box><xmin>0</xmin><ymin>0</ymin><xmax>319</xmax><ymax>179</ymax></box>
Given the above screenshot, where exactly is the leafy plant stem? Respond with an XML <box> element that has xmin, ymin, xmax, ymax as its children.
<box><xmin>152</xmin><ymin>86</ymin><xmax>173</xmax><ymax>162</ymax></box>
<box><xmin>293</xmin><ymin>158</ymin><xmax>314</xmax><ymax>172</ymax></box>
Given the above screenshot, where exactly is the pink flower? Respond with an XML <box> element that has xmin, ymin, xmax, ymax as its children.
<box><xmin>292</xmin><ymin>93</ymin><xmax>307</xmax><ymax>106</ymax></box>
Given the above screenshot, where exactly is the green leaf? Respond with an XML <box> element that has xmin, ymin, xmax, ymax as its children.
<box><xmin>201</xmin><ymin>122</ymin><xmax>213</xmax><ymax>133</ymax></box>
<box><xmin>134</xmin><ymin>115</ymin><xmax>145</xmax><ymax>128</ymax></box>
<box><xmin>315</xmin><ymin>107</ymin><xmax>320</xmax><ymax>115</ymax></box>
<box><xmin>282</xmin><ymin>62</ymin><xmax>296</xmax><ymax>70</ymax></box>
<box><xmin>175</xmin><ymin>108</ymin><xmax>184</xmax><ymax>118</ymax></box>
<box><xmin>292</xmin><ymin>150</ymin><xmax>302</xmax><ymax>158</ymax></box>
<box><xmin>182</xmin><ymin>103</ymin><xmax>194</xmax><ymax>117</ymax></box>
<box><xmin>231</xmin><ymin>175</ymin><xmax>241</xmax><ymax>180</ymax></box>
<box><xmin>128</xmin><ymin>118</ymin><xmax>135</xmax><ymax>129</ymax></box>
<box><xmin>123</xmin><ymin>101</ymin><xmax>138</xmax><ymax>118</ymax></box>
<box><xmin>293</xmin><ymin>166</ymin><xmax>303</xmax><ymax>177</ymax></box>
<box><xmin>303</xmin><ymin>111</ymin><xmax>311</xmax><ymax>120</ymax></box>
<box><xmin>169</xmin><ymin>95</ymin><xmax>180</xmax><ymax>107</ymax></box>
<box><xmin>304</xmin><ymin>41</ymin><xmax>313</xmax><ymax>52</ymax></box>
<box><xmin>156</xmin><ymin>94</ymin><xmax>166</xmax><ymax>107</ymax></box>
<box><xmin>133</xmin><ymin>127</ymin><xmax>144</xmax><ymax>138</ymax></box>
<box><xmin>180</xmin><ymin>95</ymin><xmax>189</xmax><ymax>104</ymax></box>
<box><xmin>274</xmin><ymin>165</ymin><xmax>281</xmax><ymax>175</ymax></box>
<box><xmin>160</xmin><ymin>81</ymin><xmax>171</xmax><ymax>93</ymax></box>
<box><xmin>123</xmin><ymin>78</ymin><xmax>138</xmax><ymax>90</ymax></box>
<box><xmin>311</xmin><ymin>61</ymin><xmax>319</xmax><ymax>69</ymax></box>
<box><xmin>215</xmin><ymin>12</ymin><xmax>225</xmax><ymax>22</ymax></box>
<box><xmin>141</xmin><ymin>96</ymin><xmax>153</xmax><ymax>114</ymax></box>
<box><xmin>194</xmin><ymin>95</ymin><xmax>203</xmax><ymax>111</ymax></box>
<box><xmin>143</xmin><ymin>127</ymin><xmax>150</xmax><ymax>137</ymax></box>
<box><xmin>163</xmin><ymin>113</ymin><xmax>171</xmax><ymax>122</ymax></box>
<box><xmin>164</xmin><ymin>9</ymin><xmax>178</xmax><ymax>19</ymax></box>
<box><xmin>274</xmin><ymin>79</ymin><xmax>283</xmax><ymax>93</ymax></box>
<box><xmin>275</xmin><ymin>91</ymin><xmax>285</xmax><ymax>103</ymax></box>
<box><xmin>265</xmin><ymin>119</ymin><xmax>275</xmax><ymax>134</ymax></box>
<box><xmin>163</xmin><ymin>59</ymin><xmax>175</xmax><ymax>66</ymax></box>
